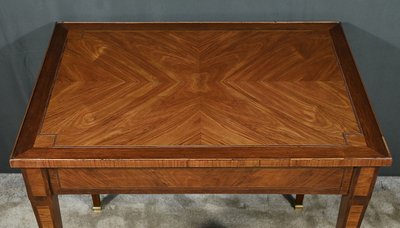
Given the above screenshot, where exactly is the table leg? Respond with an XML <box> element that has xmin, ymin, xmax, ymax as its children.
<box><xmin>336</xmin><ymin>168</ymin><xmax>378</xmax><ymax>228</ymax></box>
<box><xmin>294</xmin><ymin>194</ymin><xmax>304</xmax><ymax>210</ymax></box>
<box><xmin>91</xmin><ymin>194</ymin><xmax>102</xmax><ymax>212</ymax></box>
<box><xmin>23</xmin><ymin>169</ymin><xmax>62</xmax><ymax>228</ymax></box>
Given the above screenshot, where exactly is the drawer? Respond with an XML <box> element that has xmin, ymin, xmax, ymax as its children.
<box><xmin>49</xmin><ymin>168</ymin><xmax>352</xmax><ymax>194</ymax></box>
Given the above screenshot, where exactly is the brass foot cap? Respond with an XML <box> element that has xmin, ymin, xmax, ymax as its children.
<box><xmin>92</xmin><ymin>206</ymin><xmax>102</xmax><ymax>212</ymax></box>
<box><xmin>294</xmin><ymin>204</ymin><xmax>304</xmax><ymax>210</ymax></box>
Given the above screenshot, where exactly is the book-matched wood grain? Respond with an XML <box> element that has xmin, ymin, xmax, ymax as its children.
<box><xmin>10</xmin><ymin>22</ymin><xmax>391</xmax><ymax>168</ymax></box>
<box><xmin>41</xmin><ymin>29</ymin><xmax>358</xmax><ymax>147</ymax></box>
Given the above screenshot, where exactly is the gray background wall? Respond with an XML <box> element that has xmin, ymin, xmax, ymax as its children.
<box><xmin>0</xmin><ymin>0</ymin><xmax>399</xmax><ymax>175</ymax></box>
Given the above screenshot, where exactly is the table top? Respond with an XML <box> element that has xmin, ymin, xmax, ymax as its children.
<box><xmin>10</xmin><ymin>22</ymin><xmax>391</xmax><ymax>168</ymax></box>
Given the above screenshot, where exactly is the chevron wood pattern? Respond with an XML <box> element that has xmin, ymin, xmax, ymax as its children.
<box><xmin>38</xmin><ymin>29</ymin><xmax>359</xmax><ymax>147</ymax></box>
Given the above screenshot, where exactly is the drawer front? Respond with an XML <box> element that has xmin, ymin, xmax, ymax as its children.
<box><xmin>50</xmin><ymin>168</ymin><xmax>352</xmax><ymax>194</ymax></box>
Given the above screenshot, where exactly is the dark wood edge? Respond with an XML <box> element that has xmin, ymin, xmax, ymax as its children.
<box><xmin>10</xmin><ymin>158</ymin><xmax>391</xmax><ymax>168</ymax></box>
<box><xmin>9</xmin><ymin>23</ymin><xmax>68</xmax><ymax>161</ymax></box>
<box><xmin>21</xmin><ymin>170</ymin><xmax>34</xmax><ymax>198</ymax></box>
<box><xmin>59</xmin><ymin>21</ymin><xmax>339</xmax><ymax>30</ymax></box>
<box><xmin>339</xmin><ymin>168</ymin><xmax>354</xmax><ymax>194</ymax></box>
<box><xmin>329</xmin><ymin>23</ymin><xmax>392</xmax><ymax>161</ymax></box>
<box><xmin>49</xmin><ymin>169</ymin><xmax>62</xmax><ymax>193</ymax></box>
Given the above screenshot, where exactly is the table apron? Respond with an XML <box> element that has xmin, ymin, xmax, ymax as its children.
<box><xmin>48</xmin><ymin>167</ymin><xmax>353</xmax><ymax>195</ymax></box>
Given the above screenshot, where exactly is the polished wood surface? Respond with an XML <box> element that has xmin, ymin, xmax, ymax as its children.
<box><xmin>10</xmin><ymin>22</ymin><xmax>391</xmax><ymax>168</ymax></box>
<box><xmin>91</xmin><ymin>194</ymin><xmax>101</xmax><ymax>210</ymax></box>
<box><xmin>10</xmin><ymin>22</ymin><xmax>392</xmax><ymax>228</ymax></box>
<box><xmin>49</xmin><ymin>168</ymin><xmax>350</xmax><ymax>194</ymax></box>
<box><xmin>22</xmin><ymin>169</ymin><xmax>62</xmax><ymax>228</ymax></box>
<box><xmin>336</xmin><ymin>168</ymin><xmax>378</xmax><ymax>227</ymax></box>
<box><xmin>42</xmin><ymin>29</ymin><xmax>358</xmax><ymax>147</ymax></box>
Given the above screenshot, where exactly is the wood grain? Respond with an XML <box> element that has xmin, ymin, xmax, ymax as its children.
<box><xmin>9</xmin><ymin>22</ymin><xmax>390</xmax><ymax>228</ymax></box>
<box><xmin>50</xmin><ymin>168</ymin><xmax>348</xmax><ymax>194</ymax></box>
<box><xmin>11</xmin><ymin>24</ymin><xmax>67</xmax><ymax>157</ymax></box>
<box><xmin>353</xmin><ymin>168</ymin><xmax>376</xmax><ymax>196</ymax></box>
<box><xmin>346</xmin><ymin>206</ymin><xmax>364</xmax><ymax>227</ymax></box>
<box><xmin>330</xmin><ymin>25</ymin><xmax>390</xmax><ymax>157</ymax></box>
<box><xmin>9</xmin><ymin>22</ymin><xmax>391</xmax><ymax>169</ymax></box>
<box><xmin>40</xmin><ymin>29</ymin><xmax>358</xmax><ymax>146</ymax></box>
<box><xmin>336</xmin><ymin>167</ymin><xmax>379</xmax><ymax>228</ymax></box>
<box><xmin>11</xmin><ymin>145</ymin><xmax>390</xmax><ymax>168</ymax></box>
<box><xmin>36</xmin><ymin>207</ymin><xmax>54</xmax><ymax>227</ymax></box>
<box><xmin>22</xmin><ymin>169</ymin><xmax>50</xmax><ymax>197</ymax></box>
<box><xmin>23</xmin><ymin>169</ymin><xmax>63</xmax><ymax>228</ymax></box>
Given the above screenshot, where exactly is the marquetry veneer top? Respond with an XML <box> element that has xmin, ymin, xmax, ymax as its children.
<box><xmin>10</xmin><ymin>22</ymin><xmax>391</xmax><ymax>167</ymax></box>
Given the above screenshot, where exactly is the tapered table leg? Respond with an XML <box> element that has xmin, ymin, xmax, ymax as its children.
<box><xmin>91</xmin><ymin>194</ymin><xmax>102</xmax><ymax>212</ymax></box>
<box><xmin>23</xmin><ymin>169</ymin><xmax>62</xmax><ymax>228</ymax></box>
<box><xmin>295</xmin><ymin>194</ymin><xmax>304</xmax><ymax>210</ymax></box>
<box><xmin>336</xmin><ymin>168</ymin><xmax>378</xmax><ymax>228</ymax></box>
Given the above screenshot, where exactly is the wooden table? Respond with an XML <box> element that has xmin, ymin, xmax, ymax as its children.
<box><xmin>10</xmin><ymin>22</ymin><xmax>392</xmax><ymax>228</ymax></box>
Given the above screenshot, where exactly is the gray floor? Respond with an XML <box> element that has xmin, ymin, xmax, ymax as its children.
<box><xmin>0</xmin><ymin>174</ymin><xmax>399</xmax><ymax>228</ymax></box>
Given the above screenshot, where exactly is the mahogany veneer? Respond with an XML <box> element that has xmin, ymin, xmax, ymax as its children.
<box><xmin>10</xmin><ymin>22</ymin><xmax>391</xmax><ymax>228</ymax></box>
